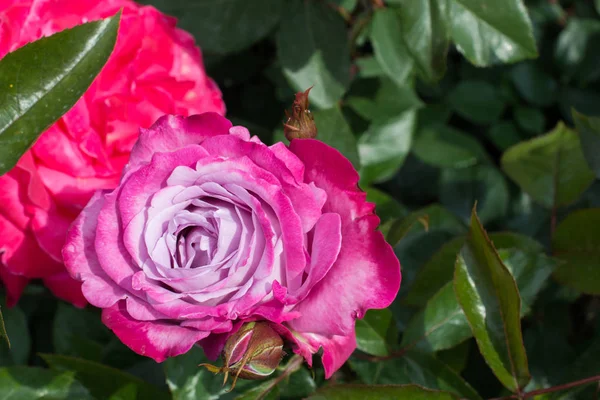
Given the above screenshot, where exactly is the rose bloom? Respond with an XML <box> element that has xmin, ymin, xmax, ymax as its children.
<box><xmin>63</xmin><ymin>113</ymin><xmax>401</xmax><ymax>377</ymax></box>
<box><xmin>0</xmin><ymin>0</ymin><xmax>224</xmax><ymax>306</ymax></box>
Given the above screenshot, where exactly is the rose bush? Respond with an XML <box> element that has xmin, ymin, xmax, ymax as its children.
<box><xmin>0</xmin><ymin>0</ymin><xmax>224</xmax><ymax>306</ymax></box>
<box><xmin>63</xmin><ymin>112</ymin><xmax>401</xmax><ymax>377</ymax></box>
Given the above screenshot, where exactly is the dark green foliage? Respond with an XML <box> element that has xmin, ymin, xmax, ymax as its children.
<box><xmin>1</xmin><ymin>0</ymin><xmax>599</xmax><ymax>399</ymax></box>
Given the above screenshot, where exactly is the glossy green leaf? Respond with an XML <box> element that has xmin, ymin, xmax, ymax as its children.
<box><xmin>554</xmin><ymin>18</ymin><xmax>600</xmax><ymax>85</ymax></box>
<box><xmin>386</xmin><ymin>205</ymin><xmax>464</xmax><ymax>247</ymax></box>
<box><xmin>314</xmin><ymin>106</ymin><xmax>360</xmax><ymax>168</ymax></box>
<box><xmin>350</xmin><ymin>351</ymin><xmax>482</xmax><ymax>400</ymax></box>
<box><xmin>41</xmin><ymin>354</ymin><xmax>169</xmax><ymax>400</ymax></box>
<box><xmin>573</xmin><ymin>109</ymin><xmax>600</xmax><ymax>178</ymax></box>
<box><xmin>358</xmin><ymin>110</ymin><xmax>416</xmax><ymax>185</ymax></box>
<box><xmin>501</xmin><ymin>122</ymin><xmax>595</xmax><ymax>209</ymax></box>
<box><xmin>308</xmin><ymin>384</ymin><xmax>459</xmax><ymax>400</ymax></box>
<box><xmin>234</xmin><ymin>380</ymin><xmax>279</xmax><ymax>400</ymax></box>
<box><xmin>510</xmin><ymin>62</ymin><xmax>558</xmax><ymax>107</ymax></box>
<box><xmin>355</xmin><ymin>309</ymin><xmax>395</xmax><ymax>357</ymax></box>
<box><xmin>139</xmin><ymin>0</ymin><xmax>282</xmax><ymax>54</ymax></box>
<box><xmin>0</xmin><ymin>13</ymin><xmax>119</xmax><ymax>175</ymax></box>
<box><xmin>395</xmin><ymin>0</ymin><xmax>450</xmax><ymax>82</ymax></box>
<box><xmin>447</xmin><ymin>81</ymin><xmax>505</xmax><ymax>125</ymax></box>
<box><xmin>0</xmin><ymin>366</ymin><xmax>92</xmax><ymax>399</ymax></box>
<box><xmin>0</xmin><ymin>298</ymin><xmax>30</xmax><ymax>366</ymax></box>
<box><xmin>277</xmin><ymin>0</ymin><xmax>350</xmax><ymax>108</ymax></box>
<box><xmin>449</xmin><ymin>0</ymin><xmax>537</xmax><ymax>66</ymax></box>
<box><xmin>413</xmin><ymin>126</ymin><xmax>487</xmax><ymax>168</ymax></box>
<box><xmin>596</xmin><ymin>0</ymin><xmax>600</xmax><ymax>14</ymax></box>
<box><xmin>454</xmin><ymin>210</ymin><xmax>530</xmax><ymax>392</ymax></box>
<box><xmin>370</xmin><ymin>8</ymin><xmax>414</xmax><ymax>86</ymax></box>
<box><xmin>552</xmin><ymin>209</ymin><xmax>600</xmax><ymax>295</ymax></box>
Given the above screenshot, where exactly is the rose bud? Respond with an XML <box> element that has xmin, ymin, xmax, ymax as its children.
<box><xmin>283</xmin><ymin>87</ymin><xmax>318</xmax><ymax>140</ymax></box>
<box><xmin>200</xmin><ymin>322</ymin><xmax>284</xmax><ymax>390</ymax></box>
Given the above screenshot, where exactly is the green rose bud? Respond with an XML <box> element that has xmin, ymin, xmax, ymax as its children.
<box><xmin>200</xmin><ymin>322</ymin><xmax>284</xmax><ymax>390</ymax></box>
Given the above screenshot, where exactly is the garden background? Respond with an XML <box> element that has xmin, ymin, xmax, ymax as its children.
<box><xmin>0</xmin><ymin>0</ymin><xmax>599</xmax><ymax>399</ymax></box>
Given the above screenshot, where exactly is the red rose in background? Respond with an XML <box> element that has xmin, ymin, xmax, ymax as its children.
<box><xmin>0</xmin><ymin>0</ymin><xmax>225</xmax><ymax>306</ymax></box>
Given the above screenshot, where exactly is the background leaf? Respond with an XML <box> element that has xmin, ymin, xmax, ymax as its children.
<box><xmin>277</xmin><ymin>0</ymin><xmax>350</xmax><ymax>108</ymax></box>
<box><xmin>449</xmin><ymin>0</ymin><xmax>538</xmax><ymax>66</ymax></box>
<box><xmin>140</xmin><ymin>0</ymin><xmax>282</xmax><ymax>54</ymax></box>
<box><xmin>573</xmin><ymin>109</ymin><xmax>600</xmax><ymax>178</ymax></box>
<box><xmin>0</xmin><ymin>12</ymin><xmax>119</xmax><ymax>175</ymax></box>
<box><xmin>552</xmin><ymin>208</ymin><xmax>600</xmax><ymax>294</ymax></box>
<box><xmin>0</xmin><ymin>366</ymin><xmax>93</xmax><ymax>399</ymax></box>
<box><xmin>501</xmin><ymin>122</ymin><xmax>595</xmax><ymax>209</ymax></box>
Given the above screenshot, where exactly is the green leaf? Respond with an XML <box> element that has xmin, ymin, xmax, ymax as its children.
<box><xmin>0</xmin><ymin>298</ymin><xmax>30</xmax><ymax>366</ymax></box>
<box><xmin>234</xmin><ymin>380</ymin><xmax>279</xmax><ymax>400</ymax></box>
<box><xmin>454</xmin><ymin>209</ymin><xmax>530</xmax><ymax>392</ymax></box>
<box><xmin>510</xmin><ymin>62</ymin><xmax>558</xmax><ymax>107</ymax></box>
<box><xmin>403</xmin><ymin>237</ymin><xmax>465</xmax><ymax>307</ymax></box>
<box><xmin>41</xmin><ymin>354</ymin><xmax>169</xmax><ymax>400</ymax></box>
<box><xmin>53</xmin><ymin>303</ymin><xmax>111</xmax><ymax>362</ymax></box>
<box><xmin>358</xmin><ymin>110</ymin><xmax>416</xmax><ymax>185</ymax></box>
<box><xmin>346</xmin><ymin>78</ymin><xmax>423</xmax><ymax>123</ymax></box>
<box><xmin>597</xmin><ymin>0</ymin><xmax>600</xmax><ymax>14</ymax></box>
<box><xmin>573</xmin><ymin>109</ymin><xmax>600</xmax><ymax>178</ymax></box>
<box><xmin>308</xmin><ymin>384</ymin><xmax>459</xmax><ymax>400</ymax></box>
<box><xmin>514</xmin><ymin>106</ymin><xmax>545</xmax><ymax>135</ymax></box>
<box><xmin>370</xmin><ymin>8</ymin><xmax>414</xmax><ymax>86</ymax></box>
<box><xmin>439</xmin><ymin>165</ymin><xmax>509</xmax><ymax>224</ymax></box>
<box><xmin>447</xmin><ymin>81</ymin><xmax>505</xmax><ymax>125</ymax></box>
<box><xmin>404</xmin><ymin>233</ymin><xmax>551</xmax><ymax>308</ymax></box>
<box><xmin>139</xmin><ymin>0</ymin><xmax>282</xmax><ymax>55</ymax></box>
<box><xmin>449</xmin><ymin>0</ymin><xmax>537</xmax><ymax>66</ymax></box>
<box><xmin>165</xmin><ymin>346</ymin><xmax>232</xmax><ymax>400</ymax></box>
<box><xmin>487</xmin><ymin>122</ymin><xmax>522</xmax><ymax>151</ymax></box>
<box><xmin>552</xmin><ymin>209</ymin><xmax>600</xmax><ymax>295</ymax></box>
<box><xmin>277</xmin><ymin>0</ymin><xmax>350</xmax><ymax>108</ymax></box>
<box><xmin>554</xmin><ymin>18</ymin><xmax>600</xmax><ymax>86</ymax></box>
<box><xmin>501</xmin><ymin>122</ymin><xmax>595</xmax><ymax>209</ymax></box>
<box><xmin>395</xmin><ymin>0</ymin><xmax>450</xmax><ymax>82</ymax></box>
<box><xmin>401</xmin><ymin>282</ymin><xmax>471</xmax><ymax>353</ymax></box>
<box><xmin>413</xmin><ymin>126</ymin><xmax>487</xmax><ymax>169</ymax></box>
<box><xmin>355</xmin><ymin>309</ymin><xmax>395</xmax><ymax>357</ymax></box>
<box><xmin>314</xmin><ymin>106</ymin><xmax>360</xmax><ymax>168</ymax></box>
<box><xmin>0</xmin><ymin>366</ymin><xmax>93</xmax><ymax>399</ymax></box>
<box><xmin>350</xmin><ymin>351</ymin><xmax>482</xmax><ymax>400</ymax></box>
<box><xmin>0</xmin><ymin>13</ymin><xmax>120</xmax><ymax>175</ymax></box>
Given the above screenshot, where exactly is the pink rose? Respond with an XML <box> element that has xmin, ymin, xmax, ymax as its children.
<box><xmin>0</xmin><ymin>0</ymin><xmax>224</xmax><ymax>306</ymax></box>
<box><xmin>63</xmin><ymin>113</ymin><xmax>401</xmax><ymax>377</ymax></box>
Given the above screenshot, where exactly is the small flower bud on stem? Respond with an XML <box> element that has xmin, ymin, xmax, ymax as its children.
<box><xmin>199</xmin><ymin>322</ymin><xmax>284</xmax><ymax>391</ymax></box>
<box><xmin>283</xmin><ymin>87</ymin><xmax>318</xmax><ymax>141</ymax></box>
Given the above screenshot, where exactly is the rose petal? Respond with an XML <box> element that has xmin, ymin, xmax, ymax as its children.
<box><xmin>102</xmin><ymin>301</ymin><xmax>209</xmax><ymax>362</ymax></box>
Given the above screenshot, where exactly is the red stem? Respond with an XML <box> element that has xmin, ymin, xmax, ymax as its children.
<box><xmin>490</xmin><ymin>375</ymin><xmax>600</xmax><ymax>400</ymax></box>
